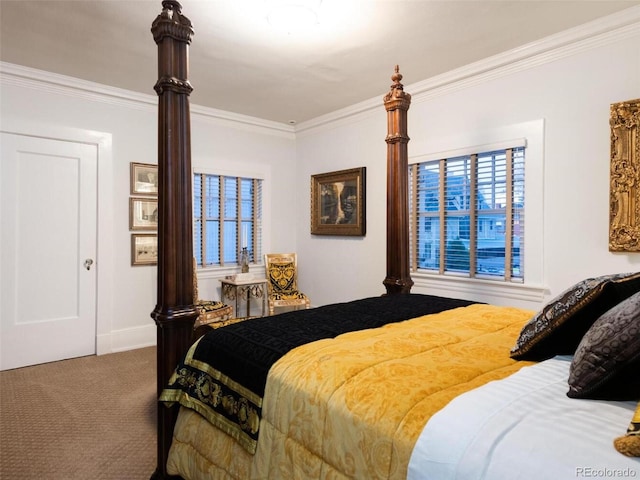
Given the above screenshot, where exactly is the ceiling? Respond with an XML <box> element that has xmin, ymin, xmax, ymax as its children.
<box><xmin>1</xmin><ymin>0</ymin><xmax>639</xmax><ymax>125</ymax></box>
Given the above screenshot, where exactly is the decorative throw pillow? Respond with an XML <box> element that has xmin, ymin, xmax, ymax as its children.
<box><xmin>567</xmin><ymin>291</ymin><xmax>640</xmax><ymax>399</ymax></box>
<box><xmin>510</xmin><ymin>272</ymin><xmax>640</xmax><ymax>360</ymax></box>
<box><xmin>614</xmin><ymin>402</ymin><xmax>640</xmax><ymax>457</ymax></box>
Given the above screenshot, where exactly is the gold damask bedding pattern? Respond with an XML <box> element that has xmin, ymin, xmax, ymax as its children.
<box><xmin>161</xmin><ymin>294</ymin><xmax>476</xmax><ymax>454</ymax></box>
<box><xmin>167</xmin><ymin>304</ymin><xmax>535</xmax><ymax>480</ymax></box>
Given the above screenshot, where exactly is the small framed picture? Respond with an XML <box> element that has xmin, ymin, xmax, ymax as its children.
<box><xmin>130</xmin><ymin>197</ymin><xmax>158</xmax><ymax>231</ymax></box>
<box><xmin>131</xmin><ymin>234</ymin><xmax>158</xmax><ymax>266</ymax></box>
<box><xmin>130</xmin><ymin>162</ymin><xmax>158</xmax><ymax>195</ymax></box>
<box><xmin>311</xmin><ymin>167</ymin><xmax>366</xmax><ymax>236</ymax></box>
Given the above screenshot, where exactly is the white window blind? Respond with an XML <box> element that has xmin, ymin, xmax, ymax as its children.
<box><xmin>194</xmin><ymin>173</ymin><xmax>263</xmax><ymax>268</ymax></box>
<box><xmin>410</xmin><ymin>145</ymin><xmax>525</xmax><ymax>282</ymax></box>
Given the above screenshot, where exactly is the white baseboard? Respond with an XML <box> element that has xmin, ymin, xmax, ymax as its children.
<box><xmin>96</xmin><ymin>324</ymin><xmax>156</xmax><ymax>355</ymax></box>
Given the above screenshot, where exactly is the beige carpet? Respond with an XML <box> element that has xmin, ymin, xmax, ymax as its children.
<box><xmin>0</xmin><ymin>347</ymin><xmax>157</xmax><ymax>480</ymax></box>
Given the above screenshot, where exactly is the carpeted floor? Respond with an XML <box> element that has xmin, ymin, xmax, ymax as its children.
<box><xmin>0</xmin><ymin>347</ymin><xmax>157</xmax><ymax>480</ymax></box>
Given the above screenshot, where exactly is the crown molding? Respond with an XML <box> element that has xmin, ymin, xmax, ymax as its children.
<box><xmin>0</xmin><ymin>62</ymin><xmax>156</xmax><ymax>111</ymax></box>
<box><xmin>2</xmin><ymin>5</ymin><xmax>638</xmax><ymax>139</ymax></box>
<box><xmin>295</xmin><ymin>5</ymin><xmax>640</xmax><ymax>134</ymax></box>
<box><xmin>0</xmin><ymin>62</ymin><xmax>295</xmax><ymax>138</ymax></box>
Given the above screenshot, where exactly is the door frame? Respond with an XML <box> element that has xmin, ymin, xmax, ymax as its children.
<box><xmin>1</xmin><ymin>119</ymin><xmax>114</xmax><ymax>355</ymax></box>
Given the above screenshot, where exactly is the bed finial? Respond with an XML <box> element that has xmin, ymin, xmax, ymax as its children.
<box><xmin>162</xmin><ymin>0</ymin><xmax>181</xmax><ymax>13</ymax></box>
<box><xmin>391</xmin><ymin>64</ymin><xmax>403</xmax><ymax>90</ymax></box>
<box><xmin>152</xmin><ymin>0</ymin><xmax>193</xmax><ymax>46</ymax></box>
<box><xmin>385</xmin><ymin>65</ymin><xmax>410</xmax><ymax>105</ymax></box>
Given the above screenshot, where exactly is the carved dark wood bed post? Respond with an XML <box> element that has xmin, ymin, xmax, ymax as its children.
<box><xmin>383</xmin><ymin>66</ymin><xmax>414</xmax><ymax>295</ymax></box>
<box><xmin>150</xmin><ymin>1</ymin><xmax>197</xmax><ymax>478</ymax></box>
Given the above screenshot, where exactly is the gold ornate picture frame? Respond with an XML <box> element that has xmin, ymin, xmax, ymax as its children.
<box><xmin>609</xmin><ymin>98</ymin><xmax>640</xmax><ymax>251</ymax></box>
<box><xmin>311</xmin><ymin>167</ymin><xmax>366</xmax><ymax>236</ymax></box>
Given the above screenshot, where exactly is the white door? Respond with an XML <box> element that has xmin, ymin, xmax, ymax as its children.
<box><xmin>0</xmin><ymin>133</ymin><xmax>98</xmax><ymax>370</ymax></box>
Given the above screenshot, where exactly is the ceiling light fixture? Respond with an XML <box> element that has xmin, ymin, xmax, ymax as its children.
<box><xmin>266</xmin><ymin>0</ymin><xmax>321</xmax><ymax>33</ymax></box>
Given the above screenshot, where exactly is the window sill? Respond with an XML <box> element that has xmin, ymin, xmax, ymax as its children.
<box><xmin>411</xmin><ymin>272</ymin><xmax>547</xmax><ymax>310</ymax></box>
<box><xmin>198</xmin><ymin>264</ymin><xmax>265</xmax><ymax>281</ymax></box>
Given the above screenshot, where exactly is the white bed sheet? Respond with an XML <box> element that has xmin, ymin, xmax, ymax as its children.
<box><xmin>408</xmin><ymin>356</ymin><xmax>639</xmax><ymax>480</ymax></box>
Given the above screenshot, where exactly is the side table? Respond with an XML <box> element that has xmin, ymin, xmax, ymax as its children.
<box><xmin>220</xmin><ymin>277</ymin><xmax>267</xmax><ymax>319</ymax></box>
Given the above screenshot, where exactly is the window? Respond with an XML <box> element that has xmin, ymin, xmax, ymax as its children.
<box><xmin>193</xmin><ymin>173</ymin><xmax>263</xmax><ymax>268</ymax></box>
<box><xmin>410</xmin><ymin>146</ymin><xmax>524</xmax><ymax>282</ymax></box>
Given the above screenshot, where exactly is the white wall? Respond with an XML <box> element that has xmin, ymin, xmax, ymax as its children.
<box><xmin>0</xmin><ymin>67</ymin><xmax>296</xmax><ymax>353</ymax></box>
<box><xmin>294</xmin><ymin>15</ymin><xmax>640</xmax><ymax>310</ymax></box>
<box><xmin>295</xmin><ymin>110</ymin><xmax>389</xmax><ymax>305</ymax></box>
<box><xmin>1</xmin><ymin>10</ymin><xmax>639</xmax><ymax>354</ymax></box>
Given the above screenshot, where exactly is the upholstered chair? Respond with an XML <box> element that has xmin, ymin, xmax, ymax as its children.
<box><xmin>192</xmin><ymin>259</ymin><xmax>233</xmax><ymax>332</ymax></box>
<box><xmin>264</xmin><ymin>253</ymin><xmax>310</xmax><ymax>315</ymax></box>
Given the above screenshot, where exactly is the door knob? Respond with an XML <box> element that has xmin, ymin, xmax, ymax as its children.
<box><xmin>84</xmin><ymin>258</ymin><xmax>94</xmax><ymax>271</ymax></box>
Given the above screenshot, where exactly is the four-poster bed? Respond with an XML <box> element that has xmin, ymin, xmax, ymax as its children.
<box><xmin>150</xmin><ymin>2</ymin><xmax>639</xmax><ymax>479</ymax></box>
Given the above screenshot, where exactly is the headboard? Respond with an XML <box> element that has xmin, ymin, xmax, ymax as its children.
<box><xmin>149</xmin><ymin>2</ymin><xmax>412</xmax><ymax>478</ymax></box>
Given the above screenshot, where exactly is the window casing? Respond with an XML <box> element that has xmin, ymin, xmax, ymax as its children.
<box><xmin>193</xmin><ymin>173</ymin><xmax>263</xmax><ymax>268</ymax></box>
<box><xmin>410</xmin><ymin>146</ymin><xmax>524</xmax><ymax>282</ymax></box>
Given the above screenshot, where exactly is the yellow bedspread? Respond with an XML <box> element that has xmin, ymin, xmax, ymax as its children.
<box><xmin>167</xmin><ymin>304</ymin><xmax>535</xmax><ymax>480</ymax></box>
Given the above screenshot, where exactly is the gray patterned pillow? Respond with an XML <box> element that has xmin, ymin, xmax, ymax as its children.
<box><xmin>567</xmin><ymin>291</ymin><xmax>640</xmax><ymax>400</ymax></box>
<box><xmin>510</xmin><ymin>272</ymin><xmax>640</xmax><ymax>360</ymax></box>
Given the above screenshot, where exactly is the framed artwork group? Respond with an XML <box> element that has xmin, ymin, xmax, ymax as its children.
<box><xmin>129</xmin><ymin>162</ymin><xmax>158</xmax><ymax>265</ymax></box>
